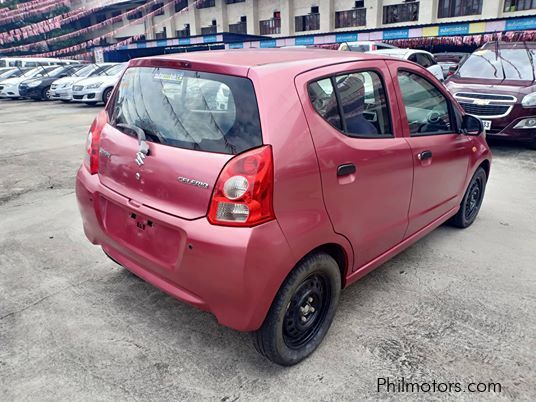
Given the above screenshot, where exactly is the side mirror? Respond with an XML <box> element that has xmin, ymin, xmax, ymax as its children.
<box><xmin>448</xmin><ymin>65</ymin><xmax>458</xmax><ymax>76</ymax></box>
<box><xmin>462</xmin><ymin>114</ymin><xmax>484</xmax><ymax>136</ymax></box>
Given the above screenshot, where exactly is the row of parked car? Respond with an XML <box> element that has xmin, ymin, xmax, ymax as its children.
<box><xmin>0</xmin><ymin>62</ymin><xmax>126</xmax><ymax>105</ymax></box>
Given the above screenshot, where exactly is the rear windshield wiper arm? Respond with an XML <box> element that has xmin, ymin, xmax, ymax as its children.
<box><xmin>117</xmin><ymin>123</ymin><xmax>151</xmax><ymax>159</ymax></box>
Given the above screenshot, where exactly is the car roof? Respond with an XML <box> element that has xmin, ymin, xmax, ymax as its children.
<box><xmin>369</xmin><ymin>48</ymin><xmax>431</xmax><ymax>56</ymax></box>
<box><xmin>134</xmin><ymin>48</ymin><xmax>390</xmax><ymax>76</ymax></box>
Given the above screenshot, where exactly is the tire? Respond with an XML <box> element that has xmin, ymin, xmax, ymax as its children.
<box><xmin>252</xmin><ymin>252</ymin><xmax>341</xmax><ymax>366</ymax></box>
<box><xmin>450</xmin><ymin>167</ymin><xmax>487</xmax><ymax>228</ymax></box>
<box><xmin>102</xmin><ymin>87</ymin><xmax>112</xmax><ymax>105</ymax></box>
<box><xmin>41</xmin><ymin>86</ymin><xmax>51</xmax><ymax>101</ymax></box>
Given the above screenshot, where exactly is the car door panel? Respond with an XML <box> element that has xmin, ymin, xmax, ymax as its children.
<box><xmin>295</xmin><ymin>61</ymin><xmax>414</xmax><ymax>269</ymax></box>
<box><xmin>386</xmin><ymin>61</ymin><xmax>473</xmax><ymax>236</ymax></box>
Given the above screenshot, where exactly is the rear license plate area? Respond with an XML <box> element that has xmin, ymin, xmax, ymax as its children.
<box><xmin>102</xmin><ymin>199</ymin><xmax>182</xmax><ymax>268</ymax></box>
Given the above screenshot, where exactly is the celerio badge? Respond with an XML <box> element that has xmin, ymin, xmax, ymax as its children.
<box><xmin>178</xmin><ymin>177</ymin><xmax>209</xmax><ymax>189</ymax></box>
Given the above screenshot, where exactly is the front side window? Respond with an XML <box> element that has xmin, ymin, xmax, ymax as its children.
<box><xmin>109</xmin><ymin>67</ymin><xmax>262</xmax><ymax>155</ymax></box>
<box><xmin>308</xmin><ymin>71</ymin><xmax>392</xmax><ymax>138</ymax></box>
<box><xmin>438</xmin><ymin>0</ymin><xmax>482</xmax><ymax>18</ymax></box>
<box><xmin>397</xmin><ymin>71</ymin><xmax>453</xmax><ymax>136</ymax></box>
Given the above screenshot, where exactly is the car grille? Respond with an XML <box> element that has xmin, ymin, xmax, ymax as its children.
<box><xmin>455</xmin><ymin>92</ymin><xmax>516</xmax><ymax>102</ymax></box>
<box><xmin>73</xmin><ymin>95</ymin><xmax>83</xmax><ymax>100</ymax></box>
<box><xmin>459</xmin><ymin>102</ymin><xmax>511</xmax><ymax>117</ymax></box>
<box><xmin>72</xmin><ymin>85</ymin><xmax>83</xmax><ymax>91</ymax></box>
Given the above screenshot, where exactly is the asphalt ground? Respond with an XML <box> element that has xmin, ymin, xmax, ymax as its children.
<box><xmin>1</xmin><ymin>99</ymin><xmax>535</xmax><ymax>401</ymax></box>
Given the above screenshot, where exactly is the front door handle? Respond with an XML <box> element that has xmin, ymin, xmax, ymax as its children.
<box><xmin>337</xmin><ymin>163</ymin><xmax>356</xmax><ymax>177</ymax></box>
<box><xmin>418</xmin><ymin>150</ymin><xmax>433</xmax><ymax>161</ymax></box>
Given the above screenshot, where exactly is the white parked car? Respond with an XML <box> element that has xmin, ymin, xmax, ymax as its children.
<box><xmin>71</xmin><ymin>63</ymin><xmax>126</xmax><ymax>105</ymax></box>
<box><xmin>50</xmin><ymin>63</ymin><xmax>117</xmax><ymax>102</ymax></box>
<box><xmin>367</xmin><ymin>48</ymin><xmax>445</xmax><ymax>82</ymax></box>
<box><xmin>339</xmin><ymin>41</ymin><xmax>397</xmax><ymax>52</ymax></box>
<box><xmin>0</xmin><ymin>66</ymin><xmax>58</xmax><ymax>98</ymax></box>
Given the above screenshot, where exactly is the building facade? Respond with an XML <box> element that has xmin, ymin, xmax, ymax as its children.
<box><xmin>118</xmin><ymin>0</ymin><xmax>536</xmax><ymax>41</ymax></box>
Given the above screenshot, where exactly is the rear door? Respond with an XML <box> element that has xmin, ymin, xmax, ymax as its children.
<box><xmin>387</xmin><ymin>61</ymin><xmax>473</xmax><ymax>236</ymax></box>
<box><xmin>98</xmin><ymin>64</ymin><xmax>263</xmax><ymax>220</ymax></box>
<box><xmin>296</xmin><ymin>61</ymin><xmax>414</xmax><ymax>269</ymax></box>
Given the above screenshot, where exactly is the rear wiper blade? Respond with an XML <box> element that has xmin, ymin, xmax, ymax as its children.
<box><xmin>117</xmin><ymin>123</ymin><xmax>151</xmax><ymax>161</ymax></box>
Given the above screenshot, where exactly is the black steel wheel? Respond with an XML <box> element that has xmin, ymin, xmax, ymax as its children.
<box><xmin>253</xmin><ymin>252</ymin><xmax>341</xmax><ymax>366</ymax></box>
<box><xmin>450</xmin><ymin>167</ymin><xmax>487</xmax><ymax>228</ymax></box>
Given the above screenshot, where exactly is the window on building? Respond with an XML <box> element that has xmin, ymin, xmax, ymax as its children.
<box><xmin>355</xmin><ymin>1</ymin><xmax>365</xmax><ymax>8</ymax></box>
<box><xmin>308</xmin><ymin>71</ymin><xmax>392</xmax><ymax>138</ymax></box>
<box><xmin>311</xmin><ymin>6</ymin><xmax>320</xmax><ymax>14</ymax></box>
<box><xmin>111</xmin><ymin>10</ymin><xmax>121</xmax><ymax>18</ymax></box>
<box><xmin>177</xmin><ymin>24</ymin><xmax>190</xmax><ymax>38</ymax></box>
<box><xmin>96</xmin><ymin>14</ymin><xmax>106</xmax><ymax>23</ymax></box>
<box><xmin>438</xmin><ymin>0</ymin><xmax>483</xmax><ymax>18</ymax></box>
<box><xmin>201</xmin><ymin>25</ymin><xmax>217</xmax><ymax>35</ymax></box>
<box><xmin>336</xmin><ymin>8</ymin><xmax>366</xmax><ymax>28</ymax></box>
<box><xmin>175</xmin><ymin>0</ymin><xmax>188</xmax><ymax>13</ymax></box>
<box><xmin>260</xmin><ymin>14</ymin><xmax>281</xmax><ymax>35</ymax></box>
<box><xmin>197</xmin><ymin>0</ymin><xmax>215</xmax><ymax>9</ymax></box>
<box><xmin>383</xmin><ymin>2</ymin><xmax>419</xmax><ymax>24</ymax></box>
<box><xmin>504</xmin><ymin>0</ymin><xmax>536</xmax><ymax>11</ymax></box>
<box><xmin>225</xmin><ymin>0</ymin><xmax>246</xmax><ymax>4</ymax></box>
<box><xmin>127</xmin><ymin>10</ymin><xmax>143</xmax><ymax>20</ymax></box>
<box><xmin>229</xmin><ymin>17</ymin><xmax>247</xmax><ymax>34</ymax></box>
<box><xmin>295</xmin><ymin>12</ymin><xmax>320</xmax><ymax>32</ymax></box>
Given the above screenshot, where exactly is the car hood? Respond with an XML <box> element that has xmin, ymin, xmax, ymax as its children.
<box><xmin>76</xmin><ymin>75</ymin><xmax>119</xmax><ymax>87</ymax></box>
<box><xmin>1</xmin><ymin>76</ymin><xmax>27</xmax><ymax>85</ymax></box>
<box><xmin>22</xmin><ymin>76</ymin><xmax>56</xmax><ymax>86</ymax></box>
<box><xmin>52</xmin><ymin>75</ymin><xmax>87</xmax><ymax>86</ymax></box>
<box><xmin>446</xmin><ymin>77</ymin><xmax>536</xmax><ymax>101</ymax></box>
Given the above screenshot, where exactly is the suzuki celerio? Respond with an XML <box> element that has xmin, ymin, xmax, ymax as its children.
<box><xmin>76</xmin><ymin>49</ymin><xmax>491</xmax><ymax>365</ymax></box>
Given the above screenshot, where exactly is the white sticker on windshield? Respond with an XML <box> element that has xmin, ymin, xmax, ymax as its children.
<box><xmin>153</xmin><ymin>71</ymin><xmax>184</xmax><ymax>82</ymax></box>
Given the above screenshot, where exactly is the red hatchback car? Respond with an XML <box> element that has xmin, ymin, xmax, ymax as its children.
<box><xmin>76</xmin><ymin>49</ymin><xmax>491</xmax><ymax>365</ymax></box>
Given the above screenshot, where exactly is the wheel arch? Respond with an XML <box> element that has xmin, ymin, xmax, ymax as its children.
<box><xmin>294</xmin><ymin>243</ymin><xmax>349</xmax><ymax>289</ymax></box>
<box><xmin>478</xmin><ymin>159</ymin><xmax>491</xmax><ymax>180</ymax></box>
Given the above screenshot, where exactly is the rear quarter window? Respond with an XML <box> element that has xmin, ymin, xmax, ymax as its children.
<box><xmin>109</xmin><ymin>67</ymin><xmax>263</xmax><ymax>155</ymax></box>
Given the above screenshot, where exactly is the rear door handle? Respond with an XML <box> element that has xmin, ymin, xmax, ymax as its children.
<box><xmin>418</xmin><ymin>150</ymin><xmax>433</xmax><ymax>161</ymax></box>
<box><xmin>337</xmin><ymin>163</ymin><xmax>356</xmax><ymax>177</ymax></box>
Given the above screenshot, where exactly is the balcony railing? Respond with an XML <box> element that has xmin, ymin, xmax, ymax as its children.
<box><xmin>335</xmin><ymin>8</ymin><xmax>366</xmax><ymax>28</ymax></box>
<box><xmin>201</xmin><ymin>25</ymin><xmax>217</xmax><ymax>35</ymax></box>
<box><xmin>229</xmin><ymin>21</ymin><xmax>247</xmax><ymax>34</ymax></box>
<box><xmin>259</xmin><ymin>18</ymin><xmax>281</xmax><ymax>35</ymax></box>
<box><xmin>295</xmin><ymin>13</ymin><xmax>320</xmax><ymax>32</ymax></box>
<box><xmin>176</xmin><ymin>27</ymin><xmax>190</xmax><ymax>38</ymax></box>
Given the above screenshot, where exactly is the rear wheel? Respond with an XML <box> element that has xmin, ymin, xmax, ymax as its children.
<box><xmin>450</xmin><ymin>167</ymin><xmax>487</xmax><ymax>228</ymax></box>
<box><xmin>252</xmin><ymin>253</ymin><xmax>341</xmax><ymax>366</ymax></box>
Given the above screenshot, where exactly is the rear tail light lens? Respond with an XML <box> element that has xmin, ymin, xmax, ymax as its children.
<box><xmin>208</xmin><ymin>145</ymin><xmax>275</xmax><ymax>227</ymax></box>
<box><xmin>84</xmin><ymin>110</ymin><xmax>109</xmax><ymax>175</ymax></box>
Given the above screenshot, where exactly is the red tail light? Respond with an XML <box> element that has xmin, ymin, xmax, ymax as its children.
<box><xmin>84</xmin><ymin>110</ymin><xmax>109</xmax><ymax>175</ymax></box>
<box><xmin>208</xmin><ymin>145</ymin><xmax>275</xmax><ymax>227</ymax></box>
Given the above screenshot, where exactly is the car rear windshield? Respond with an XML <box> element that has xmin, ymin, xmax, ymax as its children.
<box><xmin>457</xmin><ymin>47</ymin><xmax>536</xmax><ymax>81</ymax></box>
<box><xmin>109</xmin><ymin>67</ymin><xmax>263</xmax><ymax>155</ymax></box>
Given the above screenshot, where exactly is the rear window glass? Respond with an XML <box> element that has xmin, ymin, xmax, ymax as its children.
<box><xmin>109</xmin><ymin>67</ymin><xmax>262</xmax><ymax>155</ymax></box>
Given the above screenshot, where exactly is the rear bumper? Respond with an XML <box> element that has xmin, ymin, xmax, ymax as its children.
<box><xmin>76</xmin><ymin>166</ymin><xmax>293</xmax><ymax>331</ymax></box>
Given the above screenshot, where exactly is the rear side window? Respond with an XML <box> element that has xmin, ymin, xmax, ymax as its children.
<box><xmin>308</xmin><ymin>70</ymin><xmax>392</xmax><ymax>138</ymax></box>
<box><xmin>109</xmin><ymin>67</ymin><xmax>262</xmax><ymax>155</ymax></box>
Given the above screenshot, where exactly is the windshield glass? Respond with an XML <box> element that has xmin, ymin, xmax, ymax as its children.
<box><xmin>458</xmin><ymin>48</ymin><xmax>536</xmax><ymax>80</ymax></box>
<box><xmin>105</xmin><ymin>64</ymin><xmax>125</xmax><ymax>76</ymax></box>
<box><xmin>22</xmin><ymin>67</ymin><xmax>54</xmax><ymax>78</ymax></box>
<box><xmin>110</xmin><ymin>67</ymin><xmax>263</xmax><ymax>155</ymax></box>
<box><xmin>73</xmin><ymin>64</ymin><xmax>98</xmax><ymax>77</ymax></box>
